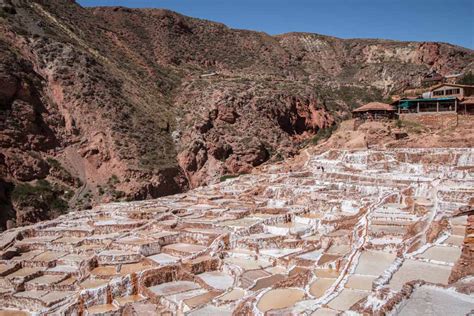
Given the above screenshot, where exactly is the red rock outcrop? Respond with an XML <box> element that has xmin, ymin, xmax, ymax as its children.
<box><xmin>449</xmin><ymin>214</ymin><xmax>474</xmax><ymax>284</ymax></box>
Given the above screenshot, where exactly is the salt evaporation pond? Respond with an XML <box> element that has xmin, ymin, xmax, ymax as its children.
<box><xmin>398</xmin><ymin>285</ymin><xmax>474</xmax><ymax>316</ymax></box>
<box><xmin>354</xmin><ymin>250</ymin><xmax>396</xmax><ymax>276</ymax></box>
<box><xmin>309</xmin><ymin>278</ymin><xmax>335</xmax><ymax>298</ymax></box>
<box><xmin>389</xmin><ymin>259</ymin><xmax>451</xmax><ymax>291</ymax></box>
<box><xmin>416</xmin><ymin>245</ymin><xmax>462</xmax><ymax>264</ymax></box>
<box><xmin>257</xmin><ymin>288</ymin><xmax>305</xmax><ymax>312</ymax></box>
<box><xmin>327</xmin><ymin>289</ymin><xmax>368</xmax><ymax>311</ymax></box>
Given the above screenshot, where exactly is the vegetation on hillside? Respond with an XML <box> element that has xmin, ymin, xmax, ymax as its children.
<box><xmin>11</xmin><ymin>180</ymin><xmax>70</xmax><ymax>221</ymax></box>
<box><xmin>458</xmin><ymin>71</ymin><xmax>474</xmax><ymax>85</ymax></box>
<box><xmin>311</xmin><ymin>125</ymin><xmax>338</xmax><ymax>145</ymax></box>
<box><xmin>220</xmin><ymin>174</ymin><xmax>244</xmax><ymax>182</ymax></box>
<box><xmin>395</xmin><ymin>119</ymin><xmax>428</xmax><ymax>134</ymax></box>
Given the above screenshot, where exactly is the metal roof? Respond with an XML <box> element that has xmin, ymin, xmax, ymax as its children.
<box><xmin>398</xmin><ymin>97</ymin><xmax>457</xmax><ymax>102</ymax></box>
<box><xmin>461</xmin><ymin>97</ymin><xmax>474</xmax><ymax>105</ymax></box>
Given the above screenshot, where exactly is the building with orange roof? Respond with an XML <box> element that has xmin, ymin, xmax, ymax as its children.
<box><xmin>352</xmin><ymin>102</ymin><xmax>396</xmax><ymax>120</ymax></box>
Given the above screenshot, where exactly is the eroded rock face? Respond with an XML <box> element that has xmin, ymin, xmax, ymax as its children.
<box><xmin>0</xmin><ymin>1</ymin><xmax>187</xmax><ymax>226</ymax></box>
<box><xmin>5</xmin><ymin>151</ymin><xmax>49</xmax><ymax>182</ymax></box>
<box><xmin>449</xmin><ymin>214</ymin><xmax>474</xmax><ymax>284</ymax></box>
<box><xmin>175</xmin><ymin>88</ymin><xmax>337</xmax><ymax>187</ymax></box>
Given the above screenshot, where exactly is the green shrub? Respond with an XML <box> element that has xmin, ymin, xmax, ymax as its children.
<box><xmin>98</xmin><ymin>186</ymin><xmax>105</xmax><ymax>195</ymax></box>
<box><xmin>458</xmin><ymin>71</ymin><xmax>474</xmax><ymax>85</ymax></box>
<box><xmin>12</xmin><ymin>180</ymin><xmax>52</xmax><ymax>202</ymax></box>
<box><xmin>274</xmin><ymin>153</ymin><xmax>284</xmax><ymax>162</ymax></box>
<box><xmin>12</xmin><ymin>180</ymin><xmax>70</xmax><ymax>215</ymax></box>
<box><xmin>111</xmin><ymin>189</ymin><xmax>125</xmax><ymax>199</ymax></box>
<box><xmin>46</xmin><ymin>157</ymin><xmax>61</xmax><ymax>169</ymax></box>
<box><xmin>49</xmin><ymin>197</ymin><xmax>69</xmax><ymax>214</ymax></box>
<box><xmin>395</xmin><ymin>119</ymin><xmax>426</xmax><ymax>134</ymax></box>
<box><xmin>0</xmin><ymin>10</ymin><xmax>7</xmax><ymax>19</ymax></box>
<box><xmin>108</xmin><ymin>174</ymin><xmax>120</xmax><ymax>185</ymax></box>
<box><xmin>63</xmin><ymin>190</ymin><xmax>74</xmax><ymax>200</ymax></box>
<box><xmin>76</xmin><ymin>178</ymin><xmax>83</xmax><ymax>187</ymax></box>
<box><xmin>311</xmin><ymin>125</ymin><xmax>337</xmax><ymax>145</ymax></box>
<box><xmin>220</xmin><ymin>174</ymin><xmax>241</xmax><ymax>182</ymax></box>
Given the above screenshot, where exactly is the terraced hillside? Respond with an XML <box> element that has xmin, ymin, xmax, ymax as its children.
<box><xmin>0</xmin><ymin>147</ymin><xmax>472</xmax><ymax>314</ymax></box>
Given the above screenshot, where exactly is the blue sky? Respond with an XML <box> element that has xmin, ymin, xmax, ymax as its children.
<box><xmin>77</xmin><ymin>0</ymin><xmax>474</xmax><ymax>49</ymax></box>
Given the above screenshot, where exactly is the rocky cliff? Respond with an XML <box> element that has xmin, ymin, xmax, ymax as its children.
<box><xmin>1</xmin><ymin>0</ymin><xmax>473</xmax><ymax>228</ymax></box>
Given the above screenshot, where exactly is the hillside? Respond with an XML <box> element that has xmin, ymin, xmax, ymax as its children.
<box><xmin>1</xmin><ymin>0</ymin><xmax>473</xmax><ymax>228</ymax></box>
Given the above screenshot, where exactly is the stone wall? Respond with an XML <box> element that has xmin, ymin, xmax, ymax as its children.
<box><xmin>399</xmin><ymin>113</ymin><xmax>459</xmax><ymax>128</ymax></box>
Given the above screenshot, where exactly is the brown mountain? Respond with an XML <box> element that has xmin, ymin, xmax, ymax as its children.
<box><xmin>1</xmin><ymin>0</ymin><xmax>473</xmax><ymax>228</ymax></box>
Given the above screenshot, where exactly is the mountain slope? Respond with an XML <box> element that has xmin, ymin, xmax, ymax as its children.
<box><xmin>0</xmin><ymin>0</ymin><xmax>473</xmax><ymax>228</ymax></box>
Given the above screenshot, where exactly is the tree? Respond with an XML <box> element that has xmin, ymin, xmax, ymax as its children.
<box><xmin>458</xmin><ymin>71</ymin><xmax>474</xmax><ymax>85</ymax></box>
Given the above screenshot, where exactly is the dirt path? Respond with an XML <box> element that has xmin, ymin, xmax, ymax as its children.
<box><xmin>70</xmin><ymin>181</ymin><xmax>87</xmax><ymax>206</ymax></box>
<box><xmin>61</xmin><ymin>147</ymin><xmax>89</xmax><ymax>206</ymax></box>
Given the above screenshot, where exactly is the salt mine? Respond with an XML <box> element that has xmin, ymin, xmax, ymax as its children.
<box><xmin>0</xmin><ymin>148</ymin><xmax>472</xmax><ymax>315</ymax></box>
